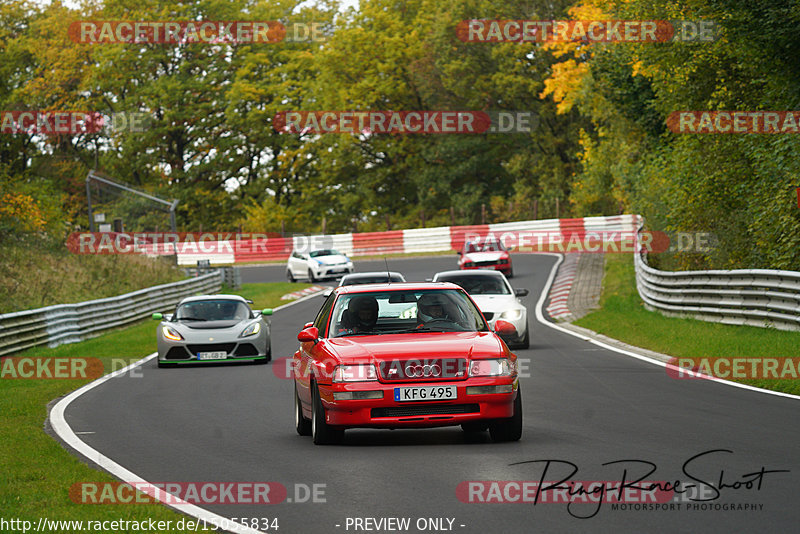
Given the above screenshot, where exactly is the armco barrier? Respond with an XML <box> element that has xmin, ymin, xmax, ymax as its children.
<box><xmin>634</xmin><ymin>218</ymin><xmax>800</xmax><ymax>331</ymax></box>
<box><xmin>0</xmin><ymin>271</ymin><xmax>222</xmax><ymax>357</ymax></box>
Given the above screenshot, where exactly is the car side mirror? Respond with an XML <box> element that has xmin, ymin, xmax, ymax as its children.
<box><xmin>514</xmin><ymin>288</ymin><xmax>529</xmax><ymax>297</ymax></box>
<box><xmin>152</xmin><ymin>313</ymin><xmax>162</xmax><ymax>320</ymax></box>
<box><xmin>261</xmin><ymin>308</ymin><xmax>273</xmax><ymax>316</ymax></box>
<box><xmin>298</xmin><ymin>326</ymin><xmax>319</xmax><ymax>343</ymax></box>
<box><xmin>494</xmin><ymin>319</ymin><xmax>517</xmax><ymax>336</ymax></box>
<box><xmin>304</xmin><ymin>322</ymin><xmax>314</xmax><ymax>329</ymax></box>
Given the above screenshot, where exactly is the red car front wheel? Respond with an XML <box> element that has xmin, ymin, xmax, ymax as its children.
<box><xmin>311</xmin><ymin>384</ymin><xmax>344</xmax><ymax>445</ymax></box>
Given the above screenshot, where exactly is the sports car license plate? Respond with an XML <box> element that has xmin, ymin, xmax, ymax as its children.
<box><xmin>394</xmin><ymin>385</ymin><xmax>457</xmax><ymax>402</ymax></box>
<box><xmin>197</xmin><ymin>351</ymin><xmax>227</xmax><ymax>360</ymax></box>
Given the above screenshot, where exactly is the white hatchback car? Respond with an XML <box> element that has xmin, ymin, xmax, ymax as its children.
<box><xmin>432</xmin><ymin>269</ymin><xmax>529</xmax><ymax>349</ymax></box>
<box><xmin>287</xmin><ymin>248</ymin><xmax>354</xmax><ymax>282</ymax></box>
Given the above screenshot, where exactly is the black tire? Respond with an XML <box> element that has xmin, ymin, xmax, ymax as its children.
<box><xmin>311</xmin><ymin>384</ymin><xmax>344</xmax><ymax>445</ymax></box>
<box><xmin>489</xmin><ymin>387</ymin><xmax>523</xmax><ymax>442</ymax></box>
<box><xmin>307</xmin><ymin>269</ymin><xmax>316</xmax><ymax>283</ymax></box>
<box><xmin>295</xmin><ymin>385</ymin><xmax>311</xmax><ymax>436</ymax></box>
<box><xmin>287</xmin><ymin>269</ymin><xmax>296</xmax><ymax>283</ymax></box>
<box><xmin>506</xmin><ymin>268</ymin><xmax>514</xmax><ymax>279</ymax></box>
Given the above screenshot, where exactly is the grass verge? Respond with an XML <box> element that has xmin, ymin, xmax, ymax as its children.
<box><xmin>0</xmin><ymin>282</ymin><xmax>313</xmax><ymax>532</ymax></box>
<box><xmin>0</xmin><ymin>242</ymin><xmax>184</xmax><ymax>314</ymax></box>
<box><xmin>574</xmin><ymin>255</ymin><xmax>800</xmax><ymax>396</ymax></box>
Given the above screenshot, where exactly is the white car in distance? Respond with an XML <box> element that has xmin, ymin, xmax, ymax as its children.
<box><xmin>287</xmin><ymin>248</ymin><xmax>354</xmax><ymax>282</ymax></box>
<box><xmin>432</xmin><ymin>269</ymin><xmax>529</xmax><ymax>349</ymax></box>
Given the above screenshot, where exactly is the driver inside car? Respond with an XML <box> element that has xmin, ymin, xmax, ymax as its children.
<box><xmin>416</xmin><ymin>293</ymin><xmax>458</xmax><ymax>328</ymax></box>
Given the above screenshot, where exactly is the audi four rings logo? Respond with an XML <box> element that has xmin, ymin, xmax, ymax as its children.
<box><xmin>405</xmin><ymin>364</ymin><xmax>442</xmax><ymax>377</ymax></box>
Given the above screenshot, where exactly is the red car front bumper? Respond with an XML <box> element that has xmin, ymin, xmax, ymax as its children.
<box><xmin>316</xmin><ymin>378</ymin><xmax>518</xmax><ymax>429</ymax></box>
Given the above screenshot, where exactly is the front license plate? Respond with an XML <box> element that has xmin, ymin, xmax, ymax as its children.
<box><xmin>394</xmin><ymin>385</ymin><xmax>457</xmax><ymax>402</ymax></box>
<box><xmin>197</xmin><ymin>351</ymin><xmax>227</xmax><ymax>360</ymax></box>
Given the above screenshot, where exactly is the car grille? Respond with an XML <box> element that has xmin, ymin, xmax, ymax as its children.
<box><xmin>378</xmin><ymin>358</ymin><xmax>468</xmax><ymax>381</ymax></box>
<box><xmin>475</xmin><ymin>260</ymin><xmax>500</xmax><ymax>266</ymax></box>
<box><xmin>165</xmin><ymin>347</ymin><xmax>191</xmax><ymax>360</ymax></box>
<box><xmin>482</xmin><ymin>312</ymin><xmax>495</xmax><ymax>321</ymax></box>
<box><xmin>234</xmin><ymin>343</ymin><xmax>260</xmax><ymax>356</ymax></box>
<box><xmin>371</xmin><ymin>404</ymin><xmax>480</xmax><ymax>418</ymax></box>
<box><xmin>187</xmin><ymin>343</ymin><xmax>236</xmax><ymax>356</ymax></box>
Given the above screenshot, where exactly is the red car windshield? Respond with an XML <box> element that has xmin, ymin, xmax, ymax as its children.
<box><xmin>330</xmin><ymin>289</ymin><xmax>488</xmax><ymax>336</ymax></box>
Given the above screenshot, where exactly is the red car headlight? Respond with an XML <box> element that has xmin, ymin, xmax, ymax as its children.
<box><xmin>333</xmin><ymin>364</ymin><xmax>378</xmax><ymax>382</ymax></box>
<box><xmin>469</xmin><ymin>358</ymin><xmax>514</xmax><ymax>377</ymax></box>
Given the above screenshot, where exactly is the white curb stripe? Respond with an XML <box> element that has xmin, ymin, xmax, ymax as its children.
<box><xmin>47</xmin><ymin>291</ymin><xmax>328</xmax><ymax>534</ymax></box>
<box><xmin>536</xmin><ymin>253</ymin><xmax>800</xmax><ymax>401</ymax></box>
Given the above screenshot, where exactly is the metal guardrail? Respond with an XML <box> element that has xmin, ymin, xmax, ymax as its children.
<box><xmin>634</xmin><ymin>219</ymin><xmax>800</xmax><ymax>331</ymax></box>
<box><xmin>0</xmin><ymin>271</ymin><xmax>222</xmax><ymax>357</ymax></box>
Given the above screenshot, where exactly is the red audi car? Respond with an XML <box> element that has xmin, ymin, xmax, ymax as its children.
<box><xmin>292</xmin><ymin>282</ymin><xmax>522</xmax><ymax>445</ymax></box>
<box><xmin>458</xmin><ymin>238</ymin><xmax>513</xmax><ymax>277</ymax></box>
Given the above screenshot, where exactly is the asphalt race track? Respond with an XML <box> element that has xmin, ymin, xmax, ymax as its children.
<box><xmin>61</xmin><ymin>254</ymin><xmax>800</xmax><ymax>533</ymax></box>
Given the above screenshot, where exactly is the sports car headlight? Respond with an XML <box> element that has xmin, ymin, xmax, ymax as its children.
<box><xmin>162</xmin><ymin>326</ymin><xmax>183</xmax><ymax>341</ymax></box>
<box><xmin>333</xmin><ymin>364</ymin><xmax>378</xmax><ymax>382</ymax></box>
<box><xmin>240</xmin><ymin>322</ymin><xmax>261</xmax><ymax>337</ymax></box>
<box><xmin>500</xmin><ymin>309</ymin><xmax>522</xmax><ymax>320</ymax></box>
<box><xmin>469</xmin><ymin>358</ymin><xmax>513</xmax><ymax>377</ymax></box>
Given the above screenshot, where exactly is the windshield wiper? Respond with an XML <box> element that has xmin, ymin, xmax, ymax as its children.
<box><xmin>336</xmin><ymin>331</ymin><xmax>379</xmax><ymax>337</ymax></box>
<box><xmin>177</xmin><ymin>317</ymin><xmax>207</xmax><ymax>321</ymax></box>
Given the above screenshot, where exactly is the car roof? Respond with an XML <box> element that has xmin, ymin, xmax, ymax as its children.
<box><xmin>433</xmin><ymin>269</ymin><xmax>506</xmax><ymax>279</ymax></box>
<box><xmin>340</xmin><ymin>271</ymin><xmax>404</xmax><ymax>280</ymax></box>
<box><xmin>335</xmin><ymin>282</ymin><xmax>460</xmax><ymax>295</ymax></box>
<box><xmin>178</xmin><ymin>294</ymin><xmax>249</xmax><ymax>304</ymax></box>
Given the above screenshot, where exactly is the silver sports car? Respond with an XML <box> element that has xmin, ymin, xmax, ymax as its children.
<box><xmin>153</xmin><ymin>294</ymin><xmax>273</xmax><ymax>367</ymax></box>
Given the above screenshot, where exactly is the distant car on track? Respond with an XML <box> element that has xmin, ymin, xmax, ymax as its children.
<box><xmin>322</xmin><ymin>271</ymin><xmax>407</xmax><ymax>297</ymax></box>
<box><xmin>432</xmin><ymin>270</ymin><xmax>529</xmax><ymax>349</ymax></box>
<box><xmin>287</xmin><ymin>248</ymin><xmax>354</xmax><ymax>282</ymax></box>
<box><xmin>292</xmin><ymin>282</ymin><xmax>522</xmax><ymax>444</ymax></box>
<box><xmin>458</xmin><ymin>238</ymin><xmax>513</xmax><ymax>277</ymax></box>
<box><xmin>153</xmin><ymin>295</ymin><xmax>273</xmax><ymax>367</ymax></box>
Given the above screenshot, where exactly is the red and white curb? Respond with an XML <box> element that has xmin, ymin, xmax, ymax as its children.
<box><xmin>545</xmin><ymin>254</ymin><xmax>579</xmax><ymax>321</ymax></box>
<box><xmin>280</xmin><ymin>285</ymin><xmax>326</xmax><ymax>300</ymax></box>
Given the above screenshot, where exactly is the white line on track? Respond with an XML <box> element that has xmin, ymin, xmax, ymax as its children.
<box><xmin>48</xmin><ymin>287</ymin><xmax>328</xmax><ymax>534</ymax></box>
<box><xmin>534</xmin><ymin>253</ymin><xmax>800</xmax><ymax>401</ymax></box>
